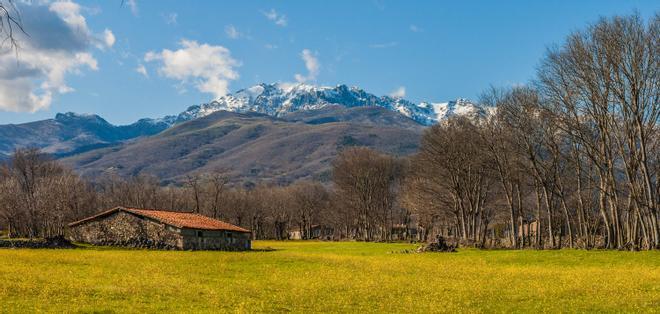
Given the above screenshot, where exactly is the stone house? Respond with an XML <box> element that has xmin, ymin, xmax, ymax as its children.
<box><xmin>68</xmin><ymin>207</ymin><xmax>251</xmax><ymax>250</ymax></box>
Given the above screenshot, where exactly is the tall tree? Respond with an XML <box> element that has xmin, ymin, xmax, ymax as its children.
<box><xmin>333</xmin><ymin>147</ymin><xmax>400</xmax><ymax>241</ymax></box>
<box><xmin>406</xmin><ymin>117</ymin><xmax>494</xmax><ymax>245</ymax></box>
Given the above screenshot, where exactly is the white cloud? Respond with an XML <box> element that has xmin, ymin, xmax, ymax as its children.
<box><xmin>263</xmin><ymin>9</ymin><xmax>287</xmax><ymax>27</ymax></box>
<box><xmin>409</xmin><ymin>24</ymin><xmax>423</xmax><ymax>32</ymax></box>
<box><xmin>294</xmin><ymin>49</ymin><xmax>319</xmax><ymax>83</ymax></box>
<box><xmin>163</xmin><ymin>12</ymin><xmax>177</xmax><ymax>25</ymax></box>
<box><xmin>225</xmin><ymin>25</ymin><xmax>241</xmax><ymax>39</ymax></box>
<box><xmin>136</xmin><ymin>64</ymin><xmax>148</xmax><ymax>77</ymax></box>
<box><xmin>264</xmin><ymin>43</ymin><xmax>278</xmax><ymax>50</ymax></box>
<box><xmin>370</xmin><ymin>42</ymin><xmax>398</xmax><ymax>49</ymax></box>
<box><xmin>0</xmin><ymin>0</ymin><xmax>109</xmax><ymax>113</ymax></box>
<box><xmin>144</xmin><ymin>39</ymin><xmax>240</xmax><ymax>98</ymax></box>
<box><xmin>49</xmin><ymin>1</ymin><xmax>86</xmax><ymax>28</ymax></box>
<box><xmin>389</xmin><ymin>86</ymin><xmax>406</xmax><ymax>98</ymax></box>
<box><xmin>0</xmin><ymin>79</ymin><xmax>52</xmax><ymax>113</ymax></box>
<box><xmin>103</xmin><ymin>29</ymin><xmax>116</xmax><ymax>47</ymax></box>
<box><xmin>125</xmin><ymin>0</ymin><xmax>138</xmax><ymax>16</ymax></box>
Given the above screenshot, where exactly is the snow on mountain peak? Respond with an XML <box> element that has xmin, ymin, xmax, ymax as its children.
<box><xmin>173</xmin><ymin>83</ymin><xmax>493</xmax><ymax>126</ymax></box>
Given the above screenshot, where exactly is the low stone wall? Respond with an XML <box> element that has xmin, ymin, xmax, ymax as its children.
<box><xmin>68</xmin><ymin>211</ymin><xmax>184</xmax><ymax>249</ymax></box>
<box><xmin>0</xmin><ymin>236</ymin><xmax>76</xmax><ymax>249</ymax></box>
<box><xmin>180</xmin><ymin>229</ymin><xmax>251</xmax><ymax>251</ymax></box>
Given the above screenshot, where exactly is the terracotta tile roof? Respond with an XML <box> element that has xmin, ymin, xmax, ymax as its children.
<box><xmin>68</xmin><ymin>207</ymin><xmax>250</xmax><ymax>233</ymax></box>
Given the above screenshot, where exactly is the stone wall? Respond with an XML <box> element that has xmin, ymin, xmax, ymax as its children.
<box><xmin>0</xmin><ymin>236</ymin><xmax>76</xmax><ymax>249</ymax></box>
<box><xmin>68</xmin><ymin>211</ymin><xmax>184</xmax><ymax>249</ymax></box>
<box><xmin>180</xmin><ymin>229</ymin><xmax>251</xmax><ymax>251</ymax></box>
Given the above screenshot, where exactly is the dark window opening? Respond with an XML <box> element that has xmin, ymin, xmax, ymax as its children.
<box><xmin>197</xmin><ymin>231</ymin><xmax>203</xmax><ymax>237</ymax></box>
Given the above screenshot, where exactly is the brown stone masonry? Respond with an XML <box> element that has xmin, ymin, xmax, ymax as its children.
<box><xmin>68</xmin><ymin>207</ymin><xmax>251</xmax><ymax>250</ymax></box>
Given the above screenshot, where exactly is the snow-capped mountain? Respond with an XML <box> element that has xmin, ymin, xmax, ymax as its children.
<box><xmin>0</xmin><ymin>83</ymin><xmax>492</xmax><ymax>160</ymax></box>
<box><xmin>419</xmin><ymin>98</ymin><xmax>497</xmax><ymax>123</ymax></box>
<box><xmin>173</xmin><ymin>83</ymin><xmax>492</xmax><ymax>126</ymax></box>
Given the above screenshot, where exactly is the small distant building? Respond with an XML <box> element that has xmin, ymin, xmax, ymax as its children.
<box><xmin>518</xmin><ymin>219</ymin><xmax>538</xmax><ymax>239</ymax></box>
<box><xmin>390</xmin><ymin>223</ymin><xmax>410</xmax><ymax>240</ymax></box>
<box><xmin>288</xmin><ymin>225</ymin><xmax>334</xmax><ymax>240</ymax></box>
<box><xmin>68</xmin><ymin>207</ymin><xmax>251</xmax><ymax>250</ymax></box>
<box><xmin>288</xmin><ymin>227</ymin><xmax>303</xmax><ymax>240</ymax></box>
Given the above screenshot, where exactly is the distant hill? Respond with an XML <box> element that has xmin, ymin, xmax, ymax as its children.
<box><xmin>62</xmin><ymin>107</ymin><xmax>423</xmax><ymax>185</ymax></box>
<box><xmin>0</xmin><ymin>112</ymin><xmax>169</xmax><ymax>157</ymax></box>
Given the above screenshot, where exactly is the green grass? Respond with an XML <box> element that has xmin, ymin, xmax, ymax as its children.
<box><xmin>0</xmin><ymin>241</ymin><xmax>659</xmax><ymax>313</ymax></box>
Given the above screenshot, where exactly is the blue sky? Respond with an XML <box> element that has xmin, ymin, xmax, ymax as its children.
<box><xmin>0</xmin><ymin>0</ymin><xmax>657</xmax><ymax>125</ymax></box>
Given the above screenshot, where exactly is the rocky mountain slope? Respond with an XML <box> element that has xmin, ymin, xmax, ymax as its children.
<box><xmin>62</xmin><ymin>106</ymin><xmax>423</xmax><ymax>185</ymax></box>
<box><xmin>0</xmin><ymin>83</ymin><xmax>491</xmax><ymax>159</ymax></box>
<box><xmin>1</xmin><ymin>82</ymin><xmax>494</xmax><ymax>183</ymax></box>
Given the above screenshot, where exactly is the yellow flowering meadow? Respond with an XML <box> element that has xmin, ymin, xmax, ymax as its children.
<box><xmin>0</xmin><ymin>241</ymin><xmax>658</xmax><ymax>313</ymax></box>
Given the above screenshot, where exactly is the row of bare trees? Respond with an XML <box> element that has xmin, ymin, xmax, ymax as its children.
<box><xmin>536</xmin><ymin>13</ymin><xmax>659</xmax><ymax>249</ymax></box>
<box><xmin>404</xmin><ymin>13</ymin><xmax>659</xmax><ymax>250</ymax></box>
<box><xmin>0</xmin><ymin>148</ymin><xmax>333</xmax><ymax>240</ymax></box>
<box><xmin>0</xmin><ymin>148</ymin><xmax>97</xmax><ymax>238</ymax></box>
<box><xmin>0</xmin><ymin>147</ymin><xmax>409</xmax><ymax>242</ymax></box>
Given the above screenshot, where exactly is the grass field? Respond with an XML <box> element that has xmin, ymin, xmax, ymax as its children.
<box><xmin>1</xmin><ymin>241</ymin><xmax>659</xmax><ymax>313</ymax></box>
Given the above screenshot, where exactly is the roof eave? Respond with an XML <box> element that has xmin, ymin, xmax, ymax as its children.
<box><xmin>68</xmin><ymin>206</ymin><xmax>126</xmax><ymax>227</ymax></box>
<box><xmin>69</xmin><ymin>207</ymin><xmax>252</xmax><ymax>233</ymax></box>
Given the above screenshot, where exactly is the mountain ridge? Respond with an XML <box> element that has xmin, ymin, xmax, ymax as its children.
<box><xmin>171</xmin><ymin>83</ymin><xmax>492</xmax><ymax>126</ymax></box>
<box><xmin>0</xmin><ymin>82</ymin><xmax>493</xmax><ymax>159</ymax></box>
<box><xmin>0</xmin><ymin>112</ymin><xmax>170</xmax><ymax>157</ymax></box>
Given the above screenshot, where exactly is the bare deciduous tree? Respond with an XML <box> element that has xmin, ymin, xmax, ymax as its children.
<box><xmin>185</xmin><ymin>174</ymin><xmax>202</xmax><ymax>214</ymax></box>
<box><xmin>537</xmin><ymin>13</ymin><xmax>659</xmax><ymax>249</ymax></box>
<box><xmin>405</xmin><ymin>117</ymin><xmax>494</xmax><ymax>246</ymax></box>
<box><xmin>0</xmin><ymin>0</ymin><xmax>25</xmax><ymax>53</ymax></box>
<box><xmin>333</xmin><ymin>147</ymin><xmax>401</xmax><ymax>241</ymax></box>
